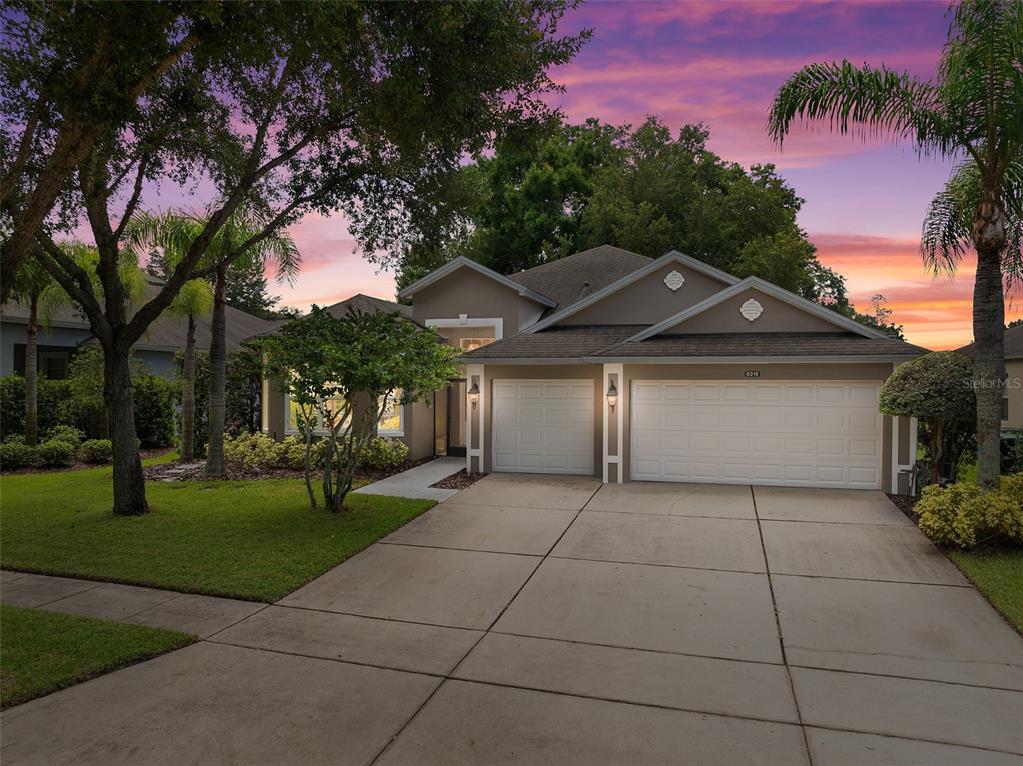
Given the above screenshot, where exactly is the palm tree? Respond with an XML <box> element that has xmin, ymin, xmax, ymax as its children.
<box><xmin>125</xmin><ymin>209</ymin><xmax>299</xmax><ymax>476</ymax></box>
<box><xmin>9</xmin><ymin>257</ymin><xmax>56</xmax><ymax>445</ymax></box>
<box><xmin>768</xmin><ymin>0</ymin><xmax>1022</xmax><ymax>488</ymax></box>
<box><xmin>167</xmin><ymin>279</ymin><xmax>213</xmax><ymax>461</ymax></box>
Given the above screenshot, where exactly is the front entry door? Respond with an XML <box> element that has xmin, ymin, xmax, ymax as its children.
<box><xmin>446</xmin><ymin>380</ymin><xmax>467</xmax><ymax>457</ymax></box>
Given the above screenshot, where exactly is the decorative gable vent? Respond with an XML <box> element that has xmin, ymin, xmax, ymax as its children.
<box><xmin>663</xmin><ymin>270</ymin><xmax>685</xmax><ymax>291</ymax></box>
<box><xmin>739</xmin><ymin>298</ymin><xmax>764</xmax><ymax>322</ymax></box>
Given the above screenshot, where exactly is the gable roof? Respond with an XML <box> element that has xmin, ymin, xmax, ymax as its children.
<box><xmin>324</xmin><ymin>293</ymin><xmax>411</xmax><ymax>320</ymax></box>
<box><xmin>524</xmin><ymin>250</ymin><xmax>740</xmax><ymax>334</ymax></box>
<box><xmin>397</xmin><ymin>256</ymin><xmax>556</xmax><ymax>308</ymax></box>
<box><xmin>957</xmin><ymin>323</ymin><xmax>1023</xmax><ymax>360</ymax></box>
<box><xmin>506</xmin><ymin>245</ymin><xmax>653</xmax><ymax>309</ymax></box>
<box><xmin>627</xmin><ymin>276</ymin><xmax>892</xmax><ymax>342</ymax></box>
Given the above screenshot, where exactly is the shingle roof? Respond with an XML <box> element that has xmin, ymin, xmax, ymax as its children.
<box><xmin>601</xmin><ymin>332</ymin><xmax>928</xmax><ymax>359</ymax></box>
<box><xmin>324</xmin><ymin>293</ymin><xmax>411</xmax><ymax>320</ymax></box>
<box><xmin>462</xmin><ymin>325</ymin><xmax>648</xmax><ymax>359</ymax></box>
<box><xmin>507</xmin><ymin>245</ymin><xmax>652</xmax><ymax>309</ymax></box>
<box><xmin>957</xmin><ymin>324</ymin><xmax>1023</xmax><ymax>360</ymax></box>
<box><xmin>1</xmin><ymin>281</ymin><xmax>281</xmax><ymax>353</ymax></box>
<box><xmin>462</xmin><ymin>328</ymin><xmax>927</xmax><ymax>361</ymax></box>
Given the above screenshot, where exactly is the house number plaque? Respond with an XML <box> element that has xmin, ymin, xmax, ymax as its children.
<box><xmin>744</xmin><ymin>370</ymin><xmax>761</xmax><ymax>378</ymax></box>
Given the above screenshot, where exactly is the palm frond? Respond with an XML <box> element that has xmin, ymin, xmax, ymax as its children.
<box><xmin>768</xmin><ymin>60</ymin><xmax>949</xmax><ymax>151</ymax></box>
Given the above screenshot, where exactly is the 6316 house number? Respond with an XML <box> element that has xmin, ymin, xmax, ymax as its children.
<box><xmin>744</xmin><ymin>370</ymin><xmax>761</xmax><ymax>378</ymax></box>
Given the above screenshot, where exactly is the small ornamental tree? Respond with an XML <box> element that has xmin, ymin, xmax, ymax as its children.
<box><xmin>879</xmin><ymin>351</ymin><xmax>977</xmax><ymax>485</ymax></box>
<box><xmin>260</xmin><ymin>306</ymin><xmax>457</xmax><ymax>512</ymax></box>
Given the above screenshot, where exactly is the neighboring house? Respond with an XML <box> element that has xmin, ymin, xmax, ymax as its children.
<box><xmin>957</xmin><ymin>323</ymin><xmax>1023</xmax><ymax>435</ymax></box>
<box><xmin>0</xmin><ymin>279</ymin><xmax>281</xmax><ymax>380</ymax></box>
<box><xmin>261</xmin><ymin>245</ymin><xmax>927</xmax><ymax>493</ymax></box>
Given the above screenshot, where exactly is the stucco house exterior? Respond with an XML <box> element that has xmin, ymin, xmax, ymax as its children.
<box><xmin>958</xmin><ymin>322</ymin><xmax>1023</xmax><ymax>436</ymax></box>
<box><xmin>0</xmin><ymin>279</ymin><xmax>281</xmax><ymax>380</ymax></box>
<box><xmin>261</xmin><ymin>245</ymin><xmax>926</xmax><ymax>494</ymax></box>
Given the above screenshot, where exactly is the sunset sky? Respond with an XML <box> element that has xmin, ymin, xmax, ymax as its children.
<box><xmin>253</xmin><ymin>1</ymin><xmax>1020</xmax><ymax>348</ymax></box>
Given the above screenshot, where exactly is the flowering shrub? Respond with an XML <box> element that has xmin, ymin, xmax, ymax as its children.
<box><xmin>915</xmin><ymin>474</ymin><xmax>1023</xmax><ymax>548</ymax></box>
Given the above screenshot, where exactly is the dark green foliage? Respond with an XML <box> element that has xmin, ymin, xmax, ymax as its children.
<box><xmin>0</xmin><ymin>375</ymin><xmax>73</xmax><ymax>440</ymax></box>
<box><xmin>37</xmin><ymin>438</ymin><xmax>76</xmax><ymax>466</ymax></box>
<box><xmin>880</xmin><ymin>352</ymin><xmax>977</xmax><ymax>482</ymax></box>
<box><xmin>175</xmin><ymin>348</ymin><xmax>263</xmax><ymax>457</ymax></box>
<box><xmin>45</xmin><ymin>424</ymin><xmax>84</xmax><ymax>446</ymax></box>
<box><xmin>80</xmin><ymin>439</ymin><xmax>113</xmax><ymax>464</ymax></box>
<box><xmin>132</xmin><ymin>376</ymin><xmax>176</xmax><ymax>448</ymax></box>
<box><xmin>0</xmin><ymin>442</ymin><xmax>38</xmax><ymax>469</ymax></box>
<box><xmin>360</xmin><ymin>437</ymin><xmax>410</xmax><ymax>471</ymax></box>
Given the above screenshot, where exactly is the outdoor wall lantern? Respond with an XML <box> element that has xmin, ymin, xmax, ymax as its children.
<box><xmin>606</xmin><ymin>380</ymin><xmax>618</xmax><ymax>413</ymax></box>
<box><xmin>468</xmin><ymin>380</ymin><xmax>480</xmax><ymax>410</ymax></box>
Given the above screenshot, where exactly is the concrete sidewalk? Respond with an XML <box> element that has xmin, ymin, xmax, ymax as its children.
<box><xmin>352</xmin><ymin>456</ymin><xmax>464</xmax><ymax>501</ymax></box>
<box><xmin>0</xmin><ymin>571</ymin><xmax>264</xmax><ymax>638</ymax></box>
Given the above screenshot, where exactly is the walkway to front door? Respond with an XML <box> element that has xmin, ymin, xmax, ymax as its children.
<box><xmin>3</xmin><ymin>476</ymin><xmax>1021</xmax><ymax>764</ymax></box>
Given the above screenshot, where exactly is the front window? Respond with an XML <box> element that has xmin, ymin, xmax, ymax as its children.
<box><xmin>459</xmin><ymin>337</ymin><xmax>493</xmax><ymax>352</ymax></box>
<box><xmin>378</xmin><ymin>390</ymin><xmax>403</xmax><ymax>436</ymax></box>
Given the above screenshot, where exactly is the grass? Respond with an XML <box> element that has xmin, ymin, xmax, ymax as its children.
<box><xmin>0</xmin><ymin>466</ymin><xmax>435</xmax><ymax>601</ymax></box>
<box><xmin>0</xmin><ymin>604</ymin><xmax>194</xmax><ymax>709</ymax></box>
<box><xmin>947</xmin><ymin>548</ymin><xmax>1023</xmax><ymax>634</ymax></box>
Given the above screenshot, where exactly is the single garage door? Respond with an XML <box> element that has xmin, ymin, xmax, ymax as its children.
<box><xmin>631</xmin><ymin>381</ymin><xmax>882</xmax><ymax>489</ymax></box>
<box><xmin>492</xmin><ymin>379</ymin><xmax>594</xmax><ymax>475</ymax></box>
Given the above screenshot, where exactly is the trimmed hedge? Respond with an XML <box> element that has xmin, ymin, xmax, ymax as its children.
<box><xmin>80</xmin><ymin>439</ymin><xmax>113</xmax><ymax>464</ymax></box>
<box><xmin>0</xmin><ymin>376</ymin><xmax>72</xmax><ymax>439</ymax></box>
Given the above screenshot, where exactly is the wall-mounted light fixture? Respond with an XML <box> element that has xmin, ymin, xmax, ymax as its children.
<box><xmin>606</xmin><ymin>379</ymin><xmax>618</xmax><ymax>413</ymax></box>
<box><xmin>468</xmin><ymin>380</ymin><xmax>480</xmax><ymax>410</ymax></box>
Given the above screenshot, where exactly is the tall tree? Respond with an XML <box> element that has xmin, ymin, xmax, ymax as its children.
<box><xmin>166</xmin><ymin>279</ymin><xmax>213</xmax><ymax>462</ymax></box>
<box><xmin>8</xmin><ymin>257</ymin><xmax>56</xmax><ymax>445</ymax></box>
<box><xmin>223</xmin><ymin>257</ymin><xmax>280</xmax><ymax>319</ymax></box>
<box><xmin>768</xmin><ymin>0</ymin><xmax>1022</xmax><ymax>488</ymax></box>
<box><xmin>8</xmin><ymin>1</ymin><xmax>584</xmax><ymax>514</ymax></box>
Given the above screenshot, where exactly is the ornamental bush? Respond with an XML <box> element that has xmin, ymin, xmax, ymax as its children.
<box><xmin>0</xmin><ymin>442</ymin><xmax>38</xmax><ymax>470</ymax></box>
<box><xmin>37</xmin><ymin>438</ymin><xmax>77</xmax><ymax>467</ymax></box>
<box><xmin>0</xmin><ymin>375</ymin><xmax>74</xmax><ymax>439</ymax></box>
<box><xmin>223</xmin><ymin>432</ymin><xmax>284</xmax><ymax>470</ymax></box>
<box><xmin>132</xmin><ymin>374</ymin><xmax>177</xmax><ymax>447</ymax></box>
<box><xmin>915</xmin><ymin>475</ymin><xmax>1023</xmax><ymax>548</ymax></box>
<box><xmin>46</xmin><ymin>424</ymin><xmax>84</xmax><ymax>446</ymax></box>
<box><xmin>80</xmin><ymin>439</ymin><xmax>113</xmax><ymax>464</ymax></box>
<box><xmin>359</xmin><ymin>437</ymin><xmax>409</xmax><ymax>470</ymax></box>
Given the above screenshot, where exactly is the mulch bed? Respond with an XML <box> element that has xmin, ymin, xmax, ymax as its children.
<box><xmin>431</xmin><ymin>469</ymin><xmax>487</xmax><ymax>490</ymax></box>
<box><xmin>886</xmin><ymin>492</ymin><xmax>919</xmax><ymax>522</ymax></box>
<box><xmin>143</xmin><ymin>455</ymin><xmax>437</xmax><ymax>483</ymax></box>
<box><xmin>2</xmin><ymin>448</ymin><xmax>174</xmax><ymax>476</ymax></box>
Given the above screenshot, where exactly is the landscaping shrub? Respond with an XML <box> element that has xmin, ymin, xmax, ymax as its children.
<box><xmin>132</xmin><ymin>375</ymin><xmax>177</xmax><ymax>448</ymax></box>
<box><xmin>0</xmin><ymin>375</ymin><xmax>73</xmax><ymax>440</ymax></box>
<box><xmin>80</xmin><ymin>439</ymin><xmax>113</xmax><ymax>464</ymax></box>
<box><xmin>359</xmin><ymin>437</ymin><xmax>409</xmax><ymax>470</ymax></box>
<box><xmin>37</xmin><ymin>439</ymin><xmax>77</xmax><ymax>467</ymax></box>
<box><xmin>916</xmin><ymin>476</ymin><xmax>1023</xmax><ymax>548</ymax></box>
<box><xmin>0</xmin><ymin>442</ymin><xmax>38</xmax><ymax>470</ymax></box>
<box><xmin>45</xmin><ymin>425</ymin><xmax>84</xmax><ymax>446</ymax></box>
<box><xmin>223</xmin><ymin>432</ymin><xmax>284</xmax><ymax>470</ymax></box>
<box><xmin>177</xmin><ymin>349</ymin><xmax>264</xmax><ymax>458</ymax></box>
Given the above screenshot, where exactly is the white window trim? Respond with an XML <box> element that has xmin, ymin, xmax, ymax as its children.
<box><xmin>425</xmin><ymin>316</ymin><xmax>504</xmax><ymax>340</ymax></box>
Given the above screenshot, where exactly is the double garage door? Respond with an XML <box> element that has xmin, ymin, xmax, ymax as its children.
<box><xmin>631</xmin><ymin>381</ymin><xmax>882</xmax><ymax>489</ymax></box>
<box><xmin>490</xmin><ymin>378</ymin><xmax>882</xmax><ymax>489</ymax></box>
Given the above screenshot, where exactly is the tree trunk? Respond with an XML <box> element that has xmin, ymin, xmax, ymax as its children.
<box><xmin>205</xmin><ymin>266</ymin><xmax>227</xmax><ymax>478</ymax></box>
<box><xmin>104</xmin><ymin>342</ymin><xmax>148</xmax><ymax>515</ymax></box>
<box><xmin>180</xmin><ymin>315</ymin><xmax>197</xmax><ymax>461</ymax></box>
<box><xmin>971</xmin><ymin>184</ymin><xmax>1007</xmax><ymax>489</ymax></box>
<box><xmin>24</xmin><ymin>296</ymin><xmax>39</xmax><ymax>446</ymax></box>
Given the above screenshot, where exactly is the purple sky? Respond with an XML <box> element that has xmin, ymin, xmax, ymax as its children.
<box><xmin>137</xmin><ymin>1</ymin><xmax>1023</xmax><ymax>348</ymax></box>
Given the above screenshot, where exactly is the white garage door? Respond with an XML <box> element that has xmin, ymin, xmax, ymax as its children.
<box><xmin>631</xmin><ymin>381</ymin><xmax>882</xmax><ymax>489</ymax></box>
<box><xmin>492</xmin><ymin>379</ymin><xmax>594</xmax><ymax>475</ymax></box>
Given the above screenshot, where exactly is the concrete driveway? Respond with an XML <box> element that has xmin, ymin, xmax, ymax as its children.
<box><xmin>3</xmin><ymin>476</ymin><xmax>1022</xmax><ymax>765</ymax></box>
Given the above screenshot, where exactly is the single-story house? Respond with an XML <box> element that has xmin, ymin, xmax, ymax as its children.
<box><xmin>957</xmin><ymin>322</ymin><xmax>1023</xmax><ymax>435</ymax></box>
<box><xmin>261</xmin><ymin>245</ymin><xmax>927</xmax><ymax>493</ymax></box>
<box><xmin>0</xmin><ymin>279</ymin><xmax>282</xmax><ymax>380</ymax></box>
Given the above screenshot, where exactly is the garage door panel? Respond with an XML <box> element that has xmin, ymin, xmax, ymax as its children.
<box><xmin>631</xmin><ymin>381</ymin><xmax>882</xmax><ymax>490</ymax></box>
<box><xmin>492</xmin><ymin>379</ymin><xmax>594</xmax><ymax>476</ymax></box>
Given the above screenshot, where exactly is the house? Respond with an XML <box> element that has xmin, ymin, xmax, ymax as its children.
<box><xmin>957</xmin><ymin>322</ymin><xmax>1023</xmax><ymax>435</ymax></box>
<box><xmin>0</xmin><ymin>279</ymin><xmax>282</xmax><ymax>380</ymax></box>
<box><xmin>261</xmin><ymin>246</ymin><xmax>927</xmax><ymax>493</ymax></box>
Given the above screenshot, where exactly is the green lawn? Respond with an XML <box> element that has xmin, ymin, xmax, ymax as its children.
<box><xmin>0</xmin><ymin>605</ymin><xmax>194</xmax><ymax>709</ymax></box>
<box><xmin>947</xmin><ymin>548</ymin><xmax>1023</xmax><ymax>634</ymax></box>
<box><xmin>0</xmin><ymin>467</ymin><xmax>435</xmax><ymax>601</ymax></box>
